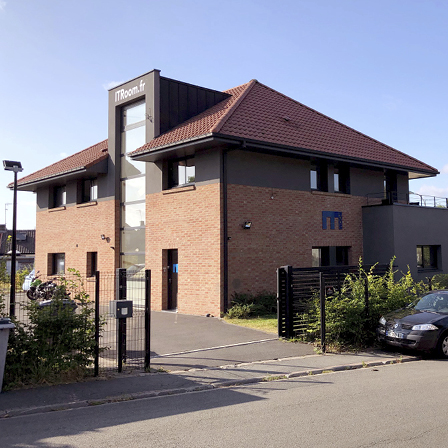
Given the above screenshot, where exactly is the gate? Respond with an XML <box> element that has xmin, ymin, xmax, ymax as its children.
<box><xmin>94</xmin><ymin>269</ymin><xmax>151</xmax><ymax>374</ymax></box>
<box><xmin>277</xmin><ymin>264</ymin><xmax>390</xmax><ymax>349</ymax></box>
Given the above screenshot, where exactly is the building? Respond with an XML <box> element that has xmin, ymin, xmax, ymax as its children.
<box><xmin>11</xmin><ymin>69</ymin><xmax>448</xmax><ymax>316</ymax></box>
<box><xmin>0</xmin><ymin>224</ymin><xmax>35</xmax><ymax>274</ymax></box>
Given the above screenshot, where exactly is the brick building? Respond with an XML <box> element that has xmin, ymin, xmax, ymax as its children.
<box><xmin>12</xmin><ymin>70</ymin><xmax>448</xmax><ymax>316</ymax></box>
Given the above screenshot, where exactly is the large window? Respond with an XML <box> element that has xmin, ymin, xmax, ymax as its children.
<box><xmin>168</xmin><ymin>157</ymin><xmax>195</xmax><ymax>188</ymax></box>
<box><xmin>52</xmin><ymin>186</ymin><xmax>66</xmax><ymax>208</ymax></box>
<box><xmin>417</xmin><ymin>245</ymin><xmax>439</xmax><ymax>270</ymax></box>
<box><xmin>120</xmin><ymin>100</ymin><xmax>146</xmax><ymax>269</ymax></box>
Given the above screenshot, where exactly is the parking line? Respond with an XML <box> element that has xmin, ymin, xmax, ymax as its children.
<box><xmin>151</xmin><ymin>338</ymin><xmax>278</xmax><ymax>359</ymax></box>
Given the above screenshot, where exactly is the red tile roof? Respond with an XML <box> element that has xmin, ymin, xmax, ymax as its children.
<box><xmin>132</xmin><ymin>81</ymin><xmax>437</xmax><ymax>175</ymax></box>
<box><xmin>14</xmin><ymin>140</ymin><xmax>108</xmax><ymax>188</ymax></box>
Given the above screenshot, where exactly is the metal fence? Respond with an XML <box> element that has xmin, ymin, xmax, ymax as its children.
<box><xmin>0</xmin><ymin>268</ymin><xmax>151</xmax><ymax>376</ymax></box>
<box><xmin>277</xmin><ymin>264</ymin><xmax>390</xmax><ymax>350</ymax></box>
<box><xmin>366</xmin><ymin>191</ymin><xmax>448</xmax><ymax>208</ymax></box>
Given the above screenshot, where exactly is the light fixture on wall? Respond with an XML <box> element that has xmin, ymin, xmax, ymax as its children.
<box><xmin>243</xmin><ymin>221</ymin><xmax>252</xmax><ymax>230</ymax></box>
<box><xmin>101</xmin><ymin>234</ymin><xmax>106</xmax><ymax>240</ymax></box>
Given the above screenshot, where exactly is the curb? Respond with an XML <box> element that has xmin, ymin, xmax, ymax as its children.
<box><xmin>0</xmin><ymin>355</ymin><xmax>419</xmax><ymax>418</ymax></box>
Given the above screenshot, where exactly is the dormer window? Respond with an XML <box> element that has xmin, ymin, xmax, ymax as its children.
<box><xmin>52</xmin><ymin>186</ymin><xmax>66</xmax><ymax>208</ymax></box>
<box><xmin>168</xmin><ymin>157</ymin><xmax>195</xmax><ymax>188</ymax></box>
<box><xmin>81</xmin><ymin>179</ymin><xmax>98</xmax><ymax>203</ymax></box>
<box><xmin>310</xmin><ymin>161</ymin><xmax>328</xmax><ymax>192</ymax></box>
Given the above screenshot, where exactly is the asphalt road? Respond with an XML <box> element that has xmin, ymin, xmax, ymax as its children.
<box><xmin>2</xmin><ymin>359</ymin><xmax>447</xmax><ymax>447</ymax></box>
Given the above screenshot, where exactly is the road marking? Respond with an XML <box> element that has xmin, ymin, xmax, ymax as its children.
<box><xmin>151</xmin><ymin>338</ymin><xmax>278</xmax><ymax>358</ymax></box>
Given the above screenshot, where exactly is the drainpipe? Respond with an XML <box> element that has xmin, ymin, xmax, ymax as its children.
<box><xmin>222</xmin><ymin>140</ymin><xmax>246</xmax><ymax>313</ymax></box>
<box><xmin>222</xmin><ymin>148</ymin><xmax>229</xmax><ymax>312</ymax></box>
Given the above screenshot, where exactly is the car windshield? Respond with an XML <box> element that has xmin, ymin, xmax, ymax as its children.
<box><xmin>413</xmin><ymin>293</ymin><xmax>448</xmax><ymax>314</ymax></box>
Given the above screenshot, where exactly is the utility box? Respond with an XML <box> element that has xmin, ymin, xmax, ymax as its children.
<box><xmin>109</xmin><ymin>300</ymin><xmax>133</xmax><ymax>319</ymax></box>
<box><xmin>0</xmin><ymin>318</ymin><xmax>15</xmax><ymax>392</ymax></box>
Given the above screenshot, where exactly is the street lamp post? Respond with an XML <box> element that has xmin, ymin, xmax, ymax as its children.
<box><xmin>3</xmin><ymin>160</ymin><xmax>23</xmax><ymax>317</ymax></box>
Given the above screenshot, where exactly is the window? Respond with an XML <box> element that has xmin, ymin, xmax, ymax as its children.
<box><xmin>48</xmin><ymin>253</ymin><xmax>65</xmax><ymax>275</ymax></box>
<box><xmin>168</xmin><ymin>157</ymin><xmax>195</xmax><ymax>188</ymax></box>
<box><xmin>312</xmin><ymin>246</ymin><xmax>349</xmax><ymax>267</ymax></box>
<box><xmin>417</xmin><ymin>245</ymin><xmax>439</xmax><ymax>270</ymax></box>
<box><xmin>310</xmin><ymin>162</ymin><xmax>328</xmax><ymax>192</ymax></box>
<box><xmin>87</xmin><ymin>252</ymin><xmax>97</xmax><ymax>277</ymax></box>
<box><xmin>312</xmin><ymin>247</ymin><xmax>330</xmax><ymax>267</ymax></box>
<box><xmin>80</xmin><ymin>179</ymin><xmax>98</xmax><ymax>203</ymax></box>
<box><xmin>120</xmin><ymin>100</ymin><xmax>146</xmax><ymax>270</ymax></box>
<box><xmin>334</xmin><ymin>165</ymin><xmax>350</xmax><ymax>194</ymax></box>
<box><xmin>52</xmin><ymin>186</ymin><xmax>66</xmax><ymax>208</ymax></box>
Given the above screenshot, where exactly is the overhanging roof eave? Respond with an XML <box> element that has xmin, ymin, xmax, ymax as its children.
<box><xmin>131</xmin><ymin>132</ymin><xmax>438</xmax><ymax>177</ymax></box>
<box><xmin>14</xmin><ymin>168</ymin><xmax>89</xmax><ymax>192</ymax></box>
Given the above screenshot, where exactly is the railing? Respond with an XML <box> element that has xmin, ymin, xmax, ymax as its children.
<box><xmin>366</xmin><ymin>192</ymin><xmax>448</xmax><ymax>208</ymax></box>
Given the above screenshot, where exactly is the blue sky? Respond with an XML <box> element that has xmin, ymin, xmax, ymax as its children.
<box><xmin>1</xmin><ymin>0</ymin><xmax>447</xmax><ymax>229</ymax></box>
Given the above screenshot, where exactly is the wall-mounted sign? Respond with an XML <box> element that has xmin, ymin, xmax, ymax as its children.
<box><xmin>322</xmin><ymin>211</ymin><xmax>342</xmax><ymax>230</ymax></box>
<box><xmin>115</xmin><ymin>79</ymin><xmax>146</xmax><ymax>103</ymax></box>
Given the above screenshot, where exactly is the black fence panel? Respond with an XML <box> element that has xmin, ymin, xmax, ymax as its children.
<box><xmin>277</xmin><ymin>264</ymin><xmax>391</xmax><ymax>344</ymax></box>
<box><xmin>0</xmin><ymin>268</ymin><xmax>151</xmax><ymax>378</ymax></box>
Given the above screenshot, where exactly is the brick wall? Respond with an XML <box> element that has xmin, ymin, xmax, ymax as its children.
<box><xmin>145</xmin><ymin>183</ymin><xmax>222</xmax><ymax>316</ymax></box>
<box><xmin>35</xmin><ymin>199</ymin><xmax>119</xmax><ymax>280</ymax></box>
<box><xmin>226</xmin><ymin>184</ymin><xmax>365</xmax><ymax>296</ymax></box>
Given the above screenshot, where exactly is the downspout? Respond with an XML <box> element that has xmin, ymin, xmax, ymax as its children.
<box><xmin>222</xmin><ymin>140</ymin><xmax>246</xmax><ymax>313</ymax></box>
<box><xmin>222</xmin><ymin>147</ymin><xmax>229</xmax><ymax>312</ymax></box>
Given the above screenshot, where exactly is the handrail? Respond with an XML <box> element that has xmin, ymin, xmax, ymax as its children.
<box><xmin>366</xmin><ymin>192</ymin><xmax>448</xmax><ymax>208</ymax></box>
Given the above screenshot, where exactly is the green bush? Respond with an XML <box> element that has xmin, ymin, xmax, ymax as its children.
<box><xmin>226</xmin><ymin>303</ymin><xmax>254</xmax><ymax>319</ymax></box>
<box><xmin>431</xmin><ymin>273</ymin><xmax>448</xmax><ymax>289</ymax></box>
<box><xmin>227</xmin><ymin>291</ymin><xmax>277</xmax><ymax>318</ymax></box>
<box><xmin>303</xmin><ymin>259</ymin><xmax>431</xmax><ymax>348</ymax></box>
<box><xmin>3</xmin><ymin>269</ymin><xmax>100</xmax><ymax>389</ymax></box>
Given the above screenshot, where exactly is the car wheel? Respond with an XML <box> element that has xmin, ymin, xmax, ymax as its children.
<box><xmin>436</xmin><ymin>332</ymin><xmax>448</xmax><ymax>358</ymax></box>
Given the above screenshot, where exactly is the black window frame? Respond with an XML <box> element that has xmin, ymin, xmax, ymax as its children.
<box><xmin>312</xmin><ymin>246</ymin><xmax>350</xmax><ymax>267</ymax></box>
<box><xmin>49</xmin><ymin>253</ymin><xmax>65</xmax><ymax>275</ymax></box>
<box><xmin>334</xmin><ymin>164</ymin><xmax>350</xmax><ymax>194</ymax></box>
<box><xmin>168</xmin><ymin>156</ymin><xmax>195</xmax><ymax>189</ymax></box>
<box><xmin>417</xmin><ymin>245</ymin><xmax>439</xmax><ymax>270</ymax></box>
<box><xmin>86</xmin><ymin>251</ymin><xmax>98</xmax><ymax>277</ymax></box>
<box><xmin>79</xmin><ymin>179</ymin><xmax>98</xmax><ymax>204</ymax></box>
<box><xmin>310</xmin><ymin>161</ymin><xmax>328</xmax><ymax>192</ymax></box>
<box><xmin>52</xmin><ymin>185</ymin><xmax>66</xmax><ymax>208</ymax></box>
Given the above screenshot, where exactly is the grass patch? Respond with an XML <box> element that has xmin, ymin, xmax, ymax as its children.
<box><xmin>223</xmin><ymin>314</ymin><xmax>277</xmax><ymax>334</ymax></box>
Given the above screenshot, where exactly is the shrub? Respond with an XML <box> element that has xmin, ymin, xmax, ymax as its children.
<box><xmin>226</xmin><ymin>304</ymin><xmax>254</xmax><ymax>319</ymax></box>
<box><xmin>3</xmin><ymin>269</ymin><xmax>99</xmax><ymax>389</ymax></box>
<box><xmin>226</xmin><ymin>291</ymin><xmax>277</xmax><ymax>318</ymax></box>
<box><xmin>303</xmin><ymin>259</ymin><xmax>431</xmax><ymax>348</ymax></box>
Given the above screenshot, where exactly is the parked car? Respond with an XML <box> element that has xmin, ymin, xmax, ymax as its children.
<box><xmin>22</xmin><ymin>269</ymin><xmax>35</xmax><ymax>291</ymax></box>
<box><xmin>377</xmin><ymin>290</ymin><xmax>448</xmax><ymax>358</ymax></box>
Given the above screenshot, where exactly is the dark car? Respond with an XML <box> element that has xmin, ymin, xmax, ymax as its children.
<box><xmin>377</xmin><ymin>290</ymin><xmax>448</xmax><ymax>358</ymax></box>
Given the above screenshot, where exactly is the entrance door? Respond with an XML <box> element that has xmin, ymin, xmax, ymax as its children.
<box><xmin>167</xmin><ymin>249</ymin><xmax>178</xmax><ymax>310</ymax></box>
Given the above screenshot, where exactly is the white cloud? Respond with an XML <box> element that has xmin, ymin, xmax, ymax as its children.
<box><xmin>59</xmin><ymin>152</ymin><xmax>68</xmax><ymax>159</ymax></box>
<box><xmin>0</xmin><ymin>1</ymin><xmax>6</xmax><ymax>11</ymax></box>
<box><xmin>415</xmin><ymin>185</ymin><xmax>448</xmax><ymax>198</ymax></box>
<box><xmin>103</xmin><ymin>81</ymin><xmax>124</xmax><ymax>91</ymax></box>
<box><xmin>441</xmin><ymin>164</ymin><xmax>448</xmax><ymax>174</ymax></box>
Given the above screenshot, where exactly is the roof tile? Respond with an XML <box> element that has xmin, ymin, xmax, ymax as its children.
<box><xmin>132</xmin><ymin>81</ymin><xmax>437</xmax><ymax>174</ymax></box>
<box><xmin>15</xmin><ymin>140</ymin><xmax>108</xmax><ymax>187</ymax></box>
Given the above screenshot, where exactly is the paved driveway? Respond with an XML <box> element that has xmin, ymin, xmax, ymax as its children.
<box><xmin>148</xmin><ymin>311</ymin><xmax>315</xmax><ymax>371</ymax></box>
